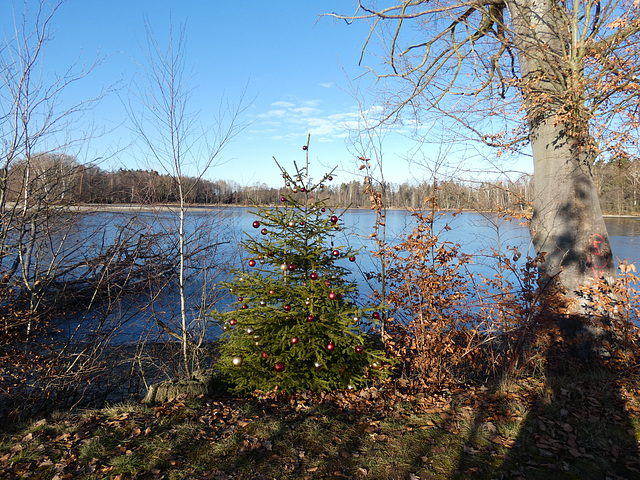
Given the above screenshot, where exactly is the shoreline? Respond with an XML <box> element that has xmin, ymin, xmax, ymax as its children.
<box><xmin>69</xmin><ymin>203</ymin><xmax>640</xmax><ymax>218</ymax></box>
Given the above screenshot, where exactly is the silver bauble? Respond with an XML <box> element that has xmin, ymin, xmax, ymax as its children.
<box><xmin>246</xmin><ymin>327</ymin><xmax>254</xmax><ymax>335</ymax></box>
<box><xmin>232</xmin><ymin>356</ymin><xmax>243</xmax><ymax>367</ymax></box>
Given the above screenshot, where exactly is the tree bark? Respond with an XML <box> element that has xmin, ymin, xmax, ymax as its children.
<box><xmin>506</xmin><ymin>0</ymin><xmax>617</xmax><ymax>313</ymax></box>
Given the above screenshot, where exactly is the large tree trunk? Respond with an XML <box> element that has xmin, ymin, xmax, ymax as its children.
<box><xmin>507</xmin><ymin>0</ymin><xmax>617</xmax><ymax>313</ymax></box>
<box><xmin>529</xmin><ymin>115</ymin><xmax>617</xmax><ymax>311</ymax></box>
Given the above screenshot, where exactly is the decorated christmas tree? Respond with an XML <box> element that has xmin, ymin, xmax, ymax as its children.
<box><xmin>211</xmin><ymin>137</ymin><xmax>387</xmax><ymax>394</ymax></box>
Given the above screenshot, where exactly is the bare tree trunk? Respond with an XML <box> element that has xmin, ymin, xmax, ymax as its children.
<box><xmin>507</xmin><ymin>0</ymin><xmax>617</xmax><ymax>313</ymax></box>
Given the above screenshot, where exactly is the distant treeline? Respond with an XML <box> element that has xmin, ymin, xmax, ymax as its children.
<box><xmin>6</xmin><ymin>153</ymin><xmax>640</xmax><ymax>214</ymax></box>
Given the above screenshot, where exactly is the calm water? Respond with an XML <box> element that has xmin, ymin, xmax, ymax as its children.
<box><xmin>59</xmin><ymin>207</ymin><xmax>640</xmax><ymax>343</ymax></box>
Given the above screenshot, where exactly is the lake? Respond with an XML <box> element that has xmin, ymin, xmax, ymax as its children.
<box><xmin>58</xmin><ymin>206</ymin><xmax>640</xmax><ymax>343</ymax></box>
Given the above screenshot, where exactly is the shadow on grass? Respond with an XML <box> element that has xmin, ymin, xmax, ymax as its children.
<box><xmin>455</xmin><ymin>317</ymin><xmax>640</xmax><ymax>479</ymax></box>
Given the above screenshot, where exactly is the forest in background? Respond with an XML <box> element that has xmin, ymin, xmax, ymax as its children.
<box><xmin>8</xmin><ymin>152</ymin><xmax>640</xmax><ymax>214</ymax></box>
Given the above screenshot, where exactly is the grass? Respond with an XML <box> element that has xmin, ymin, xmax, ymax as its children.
<box><xmin>1</xmin><ymin>368</ymin><xmax>640</xmax><ymax>480</ymax></box>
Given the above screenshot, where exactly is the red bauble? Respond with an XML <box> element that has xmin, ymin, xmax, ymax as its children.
<box><xmin>328</xmin><ymin>292</ymin><xmax>337</xmax><ymax>300</ymax></box>
<box><xmin>280</xmin><ymin>196</ymin><xmax>287</xmax><ymax>202</ymax></box>
<box><xmin>310</xmin><ymin>272</ymin><xmax>319</xmax><ymax>280</ymax></box>
<box><xmin>324</xmin><ymin>279</ymin><xmax>331</xmax><ymax>287</ymax></box>
<box><xmin>332</xmin><ymin>249</ymin><xmax>340</xmax><ymax>257</ymax></box>
<box><xmin>229</xmin><ymin>318</ymin><xmax>236</xmax><ymax>326</ymax></box>
<box><xmin>267</xmin><ymin>251</ymin><xmax>274</xmax><ymax>257</ymax></box>
<box><xmin>284</xmin><ymin>304</ymin><xmax>292</xmax><ymax>312</ymax></box>
<box><xmin>238</xmin><ymin>296</ymin><xmax>243</xmax><ymax>302</ymax></box>
<box><xmin>349</xmin><ymin>256</ymin><xmax>356</xmax><ymax>262</ymax></box>
<box><xmin>330</xmin><ymin>215</ymin><xmax>338</xmax><ymax>224</ymax></box>
<box><xmin>261</xmin><ymin>228</ymin><xmax>268</xmax><ymax>235</ymax></box>
<box><xmin>372</xmin><ymin>311</ymin><xmax>381</xmax><ymax>320</ymax></box>
<box><xmin>291</xmin><ymin>336</ymin><xmax>299</xmax><ymax>345</ymax></box>
<box><xmin>328</xmin><ymin>175</ymin><xmax>333</xmax><ymax>181</ymax></box>
<box><xmin>261</xmin><ymin>351</ymin><xmax>269</xmax><ymax>359</ymax></box>
<box><xmin>300</xmin><ymin>187</ymin><xmax>306</xmax><ymax>192</ymax></box>
<box><xmin>274</xmin><ymin>362</ymin><xmax>285</xmax><ymax>372</ymax></box>
<box><xmin>299</xmin><ymin>221</ymin><xmax>305</xmax><ymax>226</ymax></box>
<box><xmin>355</xmin><ymin>345</ymin><xmax>364</xmax><ymax>354</ymax></box>
<box><xmin>288</xmin><ymin>264</ymin><xmax>296</xmax><ymax>271</ymax></box>
<box><xmin>252</xmin><ymin>220</ymin><xmax>260</xmax><ymax>228</ymax></box>
<box><xmin>248</xmin><ymin>259</ymin><xmax>256</xmax><ymax>267</ymax></box>
<box><xmin>302</xmin><ymin>145</ymin><xmax>308</xmax><ymax>150</ymax></box>
<box><xmin>307</xmin><ymin>314</ymin><xmax>314</xmax><ymax>322</ymax></box>
<box><xmin>321</xmin><ymin>207</ymin><xmax>326</xmax><ymax>212</ymax></box>
<box><xmin>269</xmin><ymin>289</ymin><xmax>275</xmax><ymax>295</ymax></box>
<box><xmin>327</xmin><ymin>342</ymin><xmax>335</xmax><ymax>351</ymax></box>
<box><xmin>241</xmin><ymin>304</ymin><xmax>248</xmax><ymax>310</ymax></box>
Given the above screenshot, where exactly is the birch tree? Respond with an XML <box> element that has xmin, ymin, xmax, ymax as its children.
<box><xmin>129</xmin><ymin>22</ymin><xmax>246</xmax><ymax>377</ymax></box>
<box><xmin>331</xmin><ymin>0</ymin><xmax>640</xmax><ymax>313</ymax></box>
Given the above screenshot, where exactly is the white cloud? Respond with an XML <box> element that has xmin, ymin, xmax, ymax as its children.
<box><xmin>319</xmin><ymin>82</ymin><xmax>334</xmax><ymax>88</ymax></box>
<box><xmin>271</xmin><ymin>101</ymin><xmax>296</xmax><ymax>108</ymax></box>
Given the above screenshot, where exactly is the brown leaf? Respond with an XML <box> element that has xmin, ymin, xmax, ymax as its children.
<box><xmin>307</xmin><ymin>466</ymin><xmax>319</xmax><ymax>472</ymax></box>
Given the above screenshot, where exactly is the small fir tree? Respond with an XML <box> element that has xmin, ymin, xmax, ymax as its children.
<box><xmin>212</xmin><ymin>138</ymin><xmax>387</xmax><ymax>394</ymax></box>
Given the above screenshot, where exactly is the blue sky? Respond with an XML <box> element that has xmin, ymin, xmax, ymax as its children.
<box><xmin>1</xmin><ymin>0</ymin><xmax>531</xmax><ymax>188</ymax></box>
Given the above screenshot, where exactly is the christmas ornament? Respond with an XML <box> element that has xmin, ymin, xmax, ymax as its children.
<box><xmin>355</xmin><ymin>345</ymin><xmax>364</xmax><ymax>353</ymax></box>
<box><xmin>310</xmin><ymin>272</ymin><xmax>319</xmax><ymax>280</ymax></box>
<box><xmin>321</xmin><ymin>207</ymin><xmax>326</xmax><ymax>212</ymax></box>
<box><xmin>307</xmin><ymin>314</ymin><xmax>314</xmax><ymax>322</ymax></box>
<box><xmin>372</xmin><ymin>311</ymin><xmax>381</xmax><ymax>320</ymax></box>
<box><xmin>261</xmin><ymin>228</ymin><xmax>268</xmax><ymax>235</ymax></box>
<box><xmin>253</xmin><ymin>334</ymin><xmax>261</xmax><ymax>340</ymax></box>
<box><xmin>284</xmin><ymin>304</ymin><xmax>292</xmax><ymax>312</ymax></box>
<box><xmin>259</xmin><ymin>300</ymin><xmax>266</xmax><ymax>307</ymax></box>
<box><xmin>299</xmin><ymin>221</ymin><xmax>305</xmax><ymax>226</ymax></box>
<box><xmin>288</xmin><ymin>220</ymin><xmax>296</xmax><ymax>227</ymax></box>
<box><xmin>371</xmin><ymin>361</ymin><xmax>381</xmax><ymax>369</ymax></box>
<box><xmin>304</xmin><ymin>298</ymin><xmax>311</xmax><ymax>306</ymax></box>
<box><xmin>274</xmin><ymin>362</ymin><xmax>285</xmax><ymax>372</ymax></box>
<box><xmin>280</xmin><ymin>263</ymin><xmax>288</xmax><ymax>271</ymax></box>
<box><xmin>288</xmin><ymin>264</ymin><xmax>296</xmax><ymax>271</ymax></box>
<box><xmin>248</xmin><ymin>259</ymin><xmax>256</xmax><ymax>267</ymax></box>
<box><xmin>327</xmin><ymin>342</ymin><xmax>335</xmax><ymax>351</ymax></box>
<box><xmin>348</xmin><ymin>384</ymin><xmax>355</xmax><ymax>390</ymax></box>
<box><xmin>281</xmin><ymin>196</ymin><xmax>287</xmax><ymax>202</ymax></box>
<box><xmin>238</xmin><ymin>296</ymin><xmax>243</xmax><ymax>301</ymax></box>
<box><xmin>261</xmin><ymin>351</ymin><xmax>269</xmax><ymax>359</ymax></box>
<box><xmin>328</xmin><ymin>292</ymin><xmax>337</xmax><ymax>300</ymax></box>
<box><xmin>222</xmin><ymin>324</ymin><xmax>229</xmax><ymax>331</ymax></box>
<box><xmin>252</xmin><ymin>220</ymin><xmax>260</xmax><ymax>228</ymax></box>
<box><xmin>330</xmin><ymin>215</ymin><xmax>338</xmax><ymax>224</ymax></box>
<box><xmin>349</xmin><ymin>256</ymin><xmax>356</xmax><ymax>262</ymax></box>
<box><xmin>269</xmin><ymin>289</ymin><xmax>275</xmax><ymax>295</ymax></box>
<box><xmin>241</xmin><ymin>304</ymin><xmax>248</xmax><ymax>310</ymax></box>
<box><xmin>328</xmin><ymin>175</ymin><xmax>333</xmax><ymax>181</ymax></box>
<box><xmin>259</xmin><ymin>259</ymin><xmax>266</xmax><ymax>264</ymax></box>
<box><xmin>232</xmin><ymin>356</ymin><xmax>243</xmax><ymax>366</ymax></box>
<box><xmin>300</xmin><ymin>187</ymin><xmax>306</xmax><ymax>192</ymax></box>
<box><xmin>291</xmin><ymin>336</ymin><xmax>299</xmax><ymax>344</ymax></box>
<box><xmin>332</xmin><ymin>249</ymin><xmax>340</xmax><ymax>257</ymax></box>
<box><xmin>229</xmin><ymin>319</ymin><xmax>236</xmax><ymax>326</ymax></box>
<box><xmin>324</xmin><ymin>279</ymin><xmax>331</xmax><ymax>287</ymax></box>
<box><xmin>246</xmin><ymin>327</ymin><xmax>255</xmax><ymax>335</ymax></box>
<box><xmin>352</xmin><ymin>316</ymin><xmax>359</xmax><ymax>323</ymax></box>
<box><xmin>314</xmin><ymin>361</ymin><xmax>322</xmax><ymax>369</ymax></box>
<box><xmin>302</xmin><ymin>145</ymin><xmax>308</xmax><ymax>150</ymax></box>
